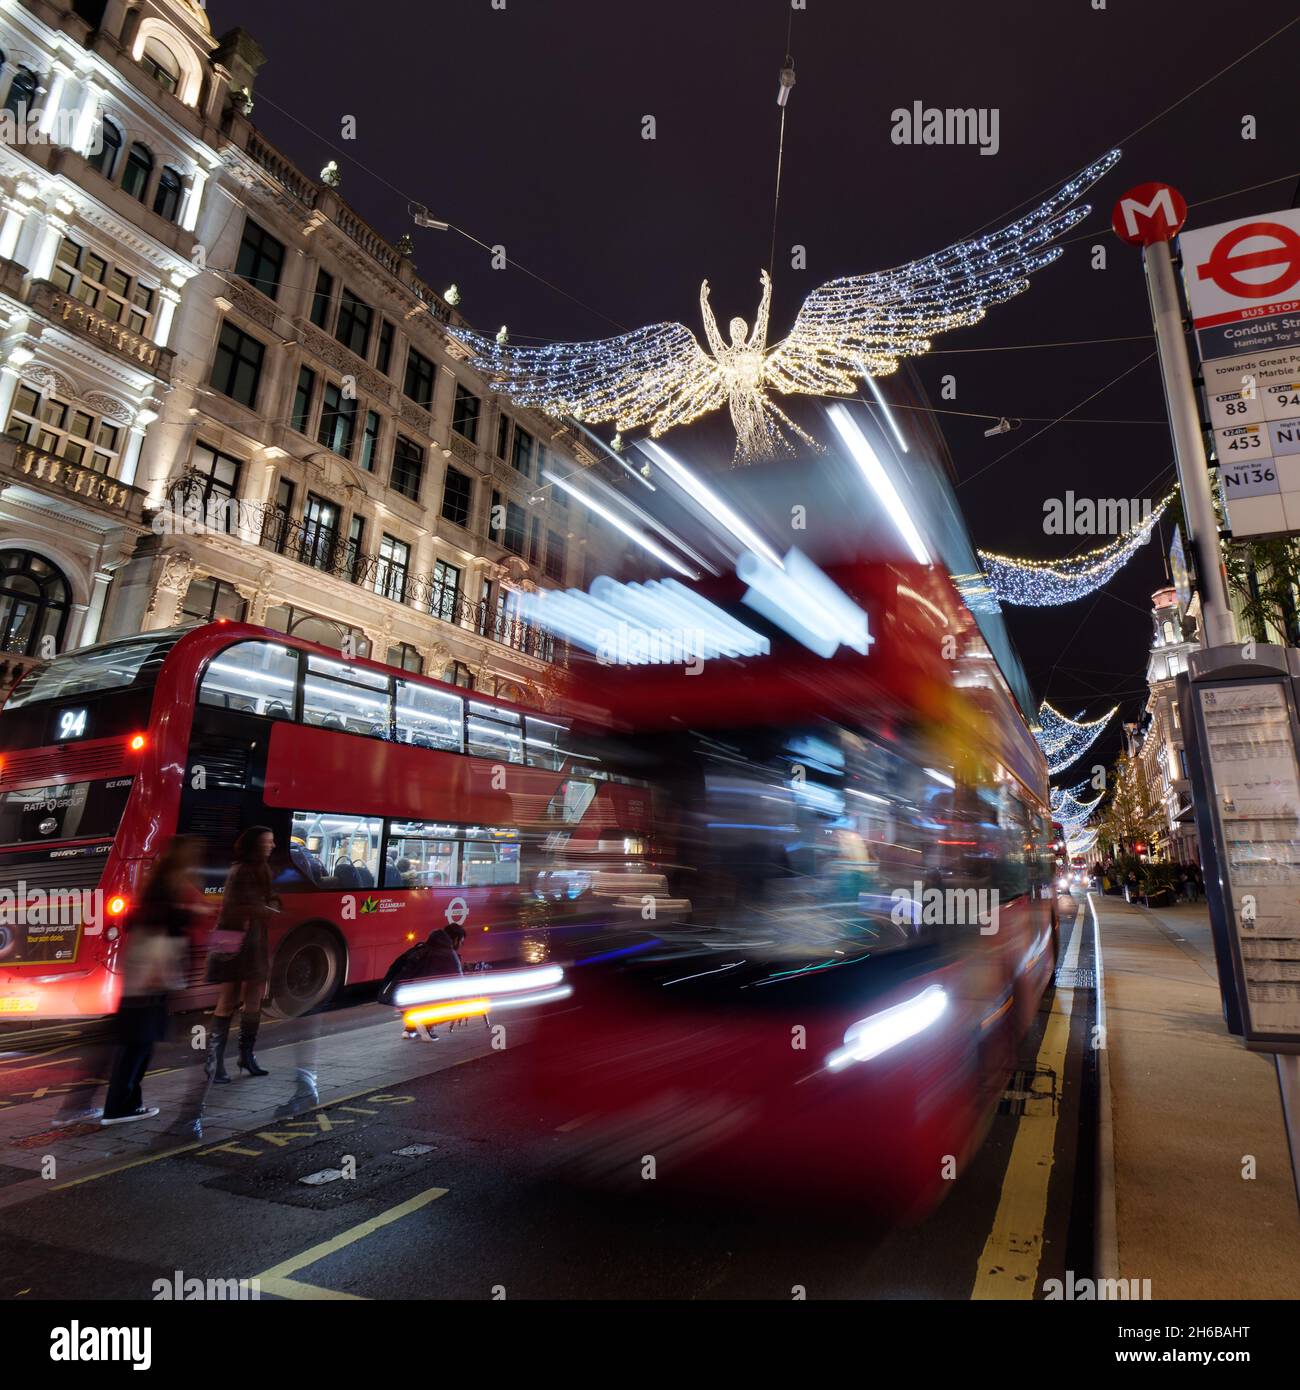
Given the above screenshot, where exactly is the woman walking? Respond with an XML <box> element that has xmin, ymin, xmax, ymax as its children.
<box><xmin>206</xmin><ymin>825</ymin><xmax>280</xmax><ymax>1083</ymax></box>
<box><xmin>101</xmin><ymin>838</ymin><xmax>201</xmax><ymax>1125</ymax></box>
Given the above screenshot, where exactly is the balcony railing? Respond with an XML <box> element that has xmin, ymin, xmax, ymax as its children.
<box><xmin>26</xmin><ymin>281</ymin><xmax>174</xmax><ymax>384</ymax></box>
<box><xmin>3</xmin><ymin>437</ymin><xmax>150</xmax><ymax>524</ymax></box>
<box><xmin>165</xmin><ymin>485</ymin><xmax>566</xmax><ymax>662</ymax></box>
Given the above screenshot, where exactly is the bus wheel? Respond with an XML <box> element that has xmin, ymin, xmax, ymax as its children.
<box><xmin>268</xmin><ymin>927</ymin><xmax>343</xmax><ymax>1017</ymax></box>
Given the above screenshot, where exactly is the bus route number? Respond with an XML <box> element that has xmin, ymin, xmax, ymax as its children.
<box><xmin>56</xmin><ymin>708</ymin><xmax>88</xmax><ymax>740</ymax></box>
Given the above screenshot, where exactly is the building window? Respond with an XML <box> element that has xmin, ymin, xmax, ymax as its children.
<box><xmin>87</xmin><ymin>117</ymin><xmax>122</xmax><ymax>179</ymax></box>
<box><xmin>359</xmin><ymin>410</ymin><xmax>381</xmax><ymax>471</ymax></box>
<box><xmin>210</xmin><ymin>321</ymin><xmax>266</xmax><ymax>408</ymax></box>
<box><xmin>3</xmin><ymin>68</ymin><xmax>38</xmax><ymax>120</ymax></box>
<box><xmin>302</xmin><ymin>494</ymin><xmax>341</xmax><ymax>572</ymax></box>
<box><xmin>264</xmin><ymin>606</ymin><xmax>366</xmax><ymax>657</ymax></box>
<box><xmin>181</xmin><ymin>576</ymin><xmax>246</xmax><ymax>624</ymax></box>
<box><xmin>122</xmin><ymin>142</ymin><xmax>153</xmax><ymax>202</ymax></box>
<box><xmin>263</xmin><ymin>475</ymin><xmax>295</xmax><ymax>553</ymax></box>
<box><xmin>291</xmin><ymin>366</ymin><xmax>316</xmax><ymax>433</ymax></box>
<box><xmin>528</xmin><ymin>517</ymin><xmax>542</xmax><ymax>565</ymax></box>
<box><xmin>49</xmin><ymin>237</ymin><xmax>155</xmax><ymax>335</ymax></box>
<box><xmin>387</xmin><ymin>642</ymin><xmax>422</xmax><ymax>674</ymax></box>
<box><xmin>183</xmin><ymin>443</ymin><xmax>242</xmax><ymax>533</ymax></box>
<box><xmin>496</xmin><ymin>414</ymin><xmax>510</xmax><ymax>459</ymax></box>
<box><xmin>376</xmin><ymin>319</ymin><xmax>395</xmax><ymax>375</ymax></box>
<box><xmin>452</xmin><ymin>384</ymin><xmax>480</xmax><ymax>443</ymax></box>
<box><xmin>511</xmin><ymin>427</ymin><xmax>533</xmax><ymax>477</ymax></box>
<box><xmin>0</xmin><ymin>550</ymin><xmax>70</xmax><ymax>657</ymax></box>
<box><xmin>6</xmin><ymin>386</ymin><xmax>122</xmax><ymax>475</ymax></box>
<box><xmin>310</xmin><ymin>268</ymin><xmax>334</xmax><ymax>329</ymax></box>
<box><xmin>545</xmin><ymin>530</ymin><xmax>566</xmax><ymax>582</ymax></box>
<box><xmin>153</xmin><ymin>166</ymin><xmax>184</xmax><ymax>222</ymax></box>
<box><xmin>374</xmin><ymin>534</ymin><xmax>410</xmax><ymax>603</ymax></box>
<box><xmin>441</xmin><ymin>467</ymin><xmax>473</xmax><ymax>528</ymax></box>
<box><xmin>403</xmin><ymin>348</ymin><xmax>435</xmax><ymax>410</ymax></box>
<box><xmin>317</xmin><ymin>381</ymin><xmax>357</xmax><ymax>458</ymax></box>
<box><xmin>449</xmin><ymin>660</ymin><xmax>475</xmax><ymax>690</ymax></box>
<box><xmin>236</xmin><ymin>218</ymin><xmax>285</xmax><ymax>300</ymax></box>
<box><xmin>140</xmin><ymin>37</ymin><xmax>181</xmax><ymax>94</ymax></box>
<box><xmin>490</xmin><ymin>496</ymin><xmax>526</xmax><ymax>555</ymax></box>
<box><xmin>390</xmin><ymin>435</ymin><xmax>423</xmax><ymax>501</ymax></box>
<box><xmin>430</xmin><ymin>559</ymin><xmax>461</xmax><ymax>623</ymax></box>
<box><xmin>335</xmin><ymin>288</ymin><xmax>373</xmax><ymax>358</ymax></box>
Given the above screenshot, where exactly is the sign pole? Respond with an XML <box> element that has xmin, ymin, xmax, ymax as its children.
<box><xmin>1278</xmin><ymin>1053</ymin><xmax>1300</xmax><ymax>1209</ymax></box>
<box><xmin>1112</xmin><ymin>183</ymin><xmax>1237</xmax><ymax>647</ymax></box>
<box><xmin>1142</xmin><ymin>240</ymin><xmax>1237</xmax><ymax>647</ymax></box>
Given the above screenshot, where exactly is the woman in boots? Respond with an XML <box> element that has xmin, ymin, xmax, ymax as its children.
<box><xmin>206</xmin><ymin>825</ymin><xmax>280</xmax><ymax>1083</ymax></box>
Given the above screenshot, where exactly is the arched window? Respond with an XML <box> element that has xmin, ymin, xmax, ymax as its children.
<box><xmin>0</xmin><ymin>551</ymin><xmax>70</xmax><ymax>657</ymax></box>
<box><xmin>3</xmin><ymin>66</ymin><xmax>38</xmax><ymax>119</ymax></box>
<box><xmin>87</xmin><ymin>117</ymin><xmax>122</xmax><ymax>179</ymax></box>
<box><xmin>153</xmin><ymin>165</ymin><xmax>183</xmax><ymax>222</ymax></box>
<box><xmin>140</xmin><ymin>37</ymin><xmax>181</xmax><ymax>95</ymax></box>
<box><xmin>121</xmin><ymin>142</ymin><xmax>153</xmax><ymax>202</ymax></box>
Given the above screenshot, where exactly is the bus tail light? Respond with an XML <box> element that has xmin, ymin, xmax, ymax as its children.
<box><xmin>128</xmin><ymin>733</ymin><xmax>147</xmax><ymax>752</ymax></box>
<box><xmin>106</xmin><ymin>895</ymin><xmax>129</xmax><ymax>918</ymax></box>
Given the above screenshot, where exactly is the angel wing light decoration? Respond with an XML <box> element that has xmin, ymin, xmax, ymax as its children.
<box><xmin>448</xmin><ymin>150</ymin><xmax>1121</xmax><ymax>462</ymax></box>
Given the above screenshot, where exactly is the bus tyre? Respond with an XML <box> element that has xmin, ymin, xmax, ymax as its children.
<box><xmin>268</xmin><ymin>927</ymin><xmax>343</xmax><ymax>1018</ymax></box>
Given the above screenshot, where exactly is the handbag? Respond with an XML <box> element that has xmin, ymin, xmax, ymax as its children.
<box><xmin>204</xmin><ymin>921</ymin><xmax>248</xmax><ymax>984</ymax></box>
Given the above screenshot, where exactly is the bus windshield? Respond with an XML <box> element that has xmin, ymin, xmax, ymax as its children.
<box><xmin>4</xmin><ymin>630</ymin><xmax>190</xmax><ymax>708</ymax></box>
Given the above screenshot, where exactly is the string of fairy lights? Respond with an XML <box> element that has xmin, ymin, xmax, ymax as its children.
<box><xmin>1034</xmin><ymin>701</ymin><xmax>1118</xmax><ymax>776</ymax></box>
<box><xmin>974</xmin><ymin>490</ymin><xmax>1174</xmax><ymax>606</ymax></box>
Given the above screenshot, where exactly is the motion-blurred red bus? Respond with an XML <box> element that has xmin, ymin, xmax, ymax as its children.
<box><xmin>524</xmin><ymin>555</ymin><xmax>1059</xmax><ymax>1219</ymax></box>
<box><xmin>0</xmin><ymin>622</ymin><xmax>648</xmax><ymax>1020</ymax></box>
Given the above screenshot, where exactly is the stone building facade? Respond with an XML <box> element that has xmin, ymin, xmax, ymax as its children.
<box><xmin>0</xmin><ymin>0</ymin><xmax>611</xmax><ymax>706</ymax></box>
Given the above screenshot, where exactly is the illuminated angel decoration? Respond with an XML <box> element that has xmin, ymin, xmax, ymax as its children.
<box><xmin>448</xmin><ymin>150</ymin><xmax>1120</xmax><ymax>462</ymax></box>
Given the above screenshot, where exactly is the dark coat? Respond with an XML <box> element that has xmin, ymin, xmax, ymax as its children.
<box><xmin>207</xmin><ymin>859</ymin><xmax>276</xmax><ymax>984</ymax></box>
<box><xmin>377</xmin><ymin>929</ymin><xmax>463</xmax><ymax>1006</ymax></box>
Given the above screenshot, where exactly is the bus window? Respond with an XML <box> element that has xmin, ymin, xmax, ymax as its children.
<box><xmin>199</xmin><ymin>640</ymin><xmax>298</xmax><ymax>718</ymax></box>
<box><xmin>395</xmin><ymin>680</ymin><xmax>463</xmax><ymax>752</ymax></box>
<box><xmin>302</xmin><ymin>653</ymin><xmax>391</xmax><ymax>737</ymax></box>
<box><xmin>385</xmin><ymin>823</ymin><xmax>459</xmax><ymax>887</ymax></box>
<box><xmin>463</xmin><ymin>838</ymin><xmax>520</xmax><ymax>886</ymax></box>
<box><xmin>467</xmin><ymin>701</ymin><xmax>523</xmax><ymax>762</ymax></box>
<box><xmin>525</xmin><ymin>716</ymin><xmax>568</xmax><ymax>769</ymax></box>
<box><xmin>287</xmin><ymin>810</ymin><xmax>383</xmax><ymax>889</ymax></box>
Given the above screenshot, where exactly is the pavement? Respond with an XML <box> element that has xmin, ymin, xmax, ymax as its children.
<box><xmin>1091</xmin><ymin>892</ymin><xmax>1300</xmax><ymax>1299</ymax></box>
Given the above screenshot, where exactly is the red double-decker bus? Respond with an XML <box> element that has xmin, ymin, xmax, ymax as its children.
<box><xmin>0</xmin><ymin>622</ymin><xmax>648</xmax><ymax>1020</ymax></box>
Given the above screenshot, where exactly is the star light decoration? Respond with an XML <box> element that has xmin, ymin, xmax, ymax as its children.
<box><xmin>975</xmin><ymin>491</ymin><xmax>1173</xmax><ymax>606</ymax></box>
<box><xmin>448</xmin><ymin>151</ymin><xmax>1121</xmax><ymax>461</ymax></box>
<box><xmin>1033</xmin><ymin>701</ymin><xmax>1117</xmax><ymax>776</ymax></box>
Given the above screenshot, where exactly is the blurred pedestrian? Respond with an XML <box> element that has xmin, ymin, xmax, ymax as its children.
<box><xmin>205</xmin><ymin>825</ymin><xmax>279</xmax><ymax>1083</ymax></box>
<box><xmin>379</xmin><ymin>924</ymin><xmax>466</xmax><ymax>1039</ymax></box>
<box><xmin>100</xmin><ymin>838</ymin><xmax>201</xmax><ymax>1126</ymax></box>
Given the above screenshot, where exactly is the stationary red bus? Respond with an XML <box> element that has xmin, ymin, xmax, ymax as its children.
<box><xmin>0</xmin><ymin>621</ymin><xmax>649</xmax><ymax>1020</ymax></box>
<box><xmin>524</xmin><ymin>555</ymin><xmax>1060</xmax><ymax>1217</ymax></box>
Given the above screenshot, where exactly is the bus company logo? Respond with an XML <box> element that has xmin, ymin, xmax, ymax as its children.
<box><xmin>596</xmin><ymin>622</ymin><xmax>708</xmax><ymax>675</ymax></box>
<box><xmin>0</xmin><ymin>882</ymin><xmax>100</xmax><ymax>929</ymax></box>
<box><xmin>890</xmin><ymin>101</ymin><xmax>1000</xmax><ymax>157</ymax></box>
<box><xmin>360</xmin><ymin>895</ymin><xmax>379</xmax><ymax>915</ymax></box>
<box><xmin>890</xmin><ymin>882</ymin><xmax>999</xmax><ymax>935</ymax></box>
<box><xmin>152</xmin><ymin>1269</ymin><xmax>261</xmax><ymax>1301</ymax></box>
<box><xmin>1043</xmin><ymin>1270</ymin><xmax>1152</xmax><ymax>1300</ymax></box>
<box><xmin>49</xmin><ymin>1321</ymin><xmax>151</xmax><ymax>1371</ymax></box>
<box><xmin>1042</xmin><ymin>494</ymin><xmax>1154</xmax><ymax>536</ymax></box>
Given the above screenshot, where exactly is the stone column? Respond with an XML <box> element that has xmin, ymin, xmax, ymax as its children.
<box><xmin>143</xmin><ymin>548</ymin><xmax>195</xmax><ymax>631</ymax></box>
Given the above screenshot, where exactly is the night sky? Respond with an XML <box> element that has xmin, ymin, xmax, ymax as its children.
<box><xmin>205</xmin><ymin>0</ymin><xmax>1300</xmax><ymax>771</ymax></box>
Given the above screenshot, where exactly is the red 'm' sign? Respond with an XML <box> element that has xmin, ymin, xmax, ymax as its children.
<box><xmin>1111</xmin><ymin>183</ymin><xmax>1187</xmax><ymax>246</ymax></box>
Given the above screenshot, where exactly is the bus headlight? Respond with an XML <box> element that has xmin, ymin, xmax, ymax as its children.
<box><xmin>825</xmin><ymin>985</ymin><xmax>948</xmax><ymax>1072</ymax></box>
